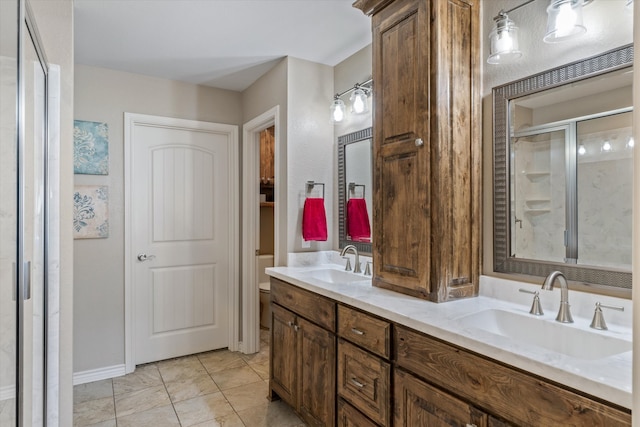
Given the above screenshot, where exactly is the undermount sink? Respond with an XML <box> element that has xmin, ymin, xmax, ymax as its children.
<box><xmin>302</xmin><ymin>268</ymin><xmax>370</xmax><ymax>284</ymax></box>
<box><xmin>456</xmin><ymin>309</ymin><xmax>632</xmax><ymax>360</ymax></box>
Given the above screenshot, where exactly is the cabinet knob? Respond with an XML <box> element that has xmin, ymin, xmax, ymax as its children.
<box><xmin>349</xmin><ymin>378</ymin><xmax>365</xmax><ymax>389</ymax></box>
<box><xmin>415</xmin><ymin>138</ymin><xmax>424</xmax><ymax>147</ymax></box>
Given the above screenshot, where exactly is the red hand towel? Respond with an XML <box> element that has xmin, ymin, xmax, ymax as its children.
<box><xmin>347</xmin><ymin>198</ymin><xmax>371</xmax><ymax>242</ymax></box>
<box><xmin>302</xmin><ymin>198</ymin><xmax>328</xmax><ymax>241</ymax></box>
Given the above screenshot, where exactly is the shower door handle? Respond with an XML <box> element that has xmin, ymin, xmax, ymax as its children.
<box><xmin>23</xmin><ymin>261</ymin><xmax>31</xmax><ymax>300</ymax></box>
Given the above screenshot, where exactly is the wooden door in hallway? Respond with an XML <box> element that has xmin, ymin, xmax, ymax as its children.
<box><xmin>127</xmin><ymin>113</ymin><xmax>238</xmax><ymax>365</ymax></box>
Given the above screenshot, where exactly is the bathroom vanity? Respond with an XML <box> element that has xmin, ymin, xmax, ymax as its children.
<box><xmin>267</xmin><ymin>263</ymin><xmax>632</xmax><ymax>427</ymax></box>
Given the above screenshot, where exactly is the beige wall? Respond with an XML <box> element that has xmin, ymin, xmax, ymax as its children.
<box><xmin>29</xmin><ymin>0</ymin><xmax>75</xmax><ymax>424</ymax></box>
<box><xmin>286</xmin><ymin>57</ymin><xmax>335</xmax><ymax>254</ymax></box>
<box><xmin>73</xmin><ymin>65</ymin><xmax>243</xmax><ymax>373</ymax></box>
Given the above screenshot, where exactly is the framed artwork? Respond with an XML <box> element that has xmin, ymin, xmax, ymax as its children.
<box><xmin>74</xmin><ymin>120</ymin><xmax>109</xmax><ymax>175</ymax></box>
<box><xmin>73</xmin><ymin>185</ymin><xmax>109</xmax><ymax>239</ymax></box>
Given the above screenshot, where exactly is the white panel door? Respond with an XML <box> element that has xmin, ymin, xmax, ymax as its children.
<box><xmin>131</xmin><ymin>117</ymin><xmax>236</xmax><ymax>364</ymax></box>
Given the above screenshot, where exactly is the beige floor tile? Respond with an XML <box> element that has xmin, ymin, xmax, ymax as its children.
<box><xmin>73</xmin><ymin>396</ymin><xmax>115</xmax><ymax>427</ymax></box>
<box><xmin>78</xmin><ymin>419</ymin><xmax>117</xmax><ymax>427</ymax></box>
<box><xmin>221</xmin><ymin>380</ymin><xmax>269</xmax><ymax>412</ymax></box>
<box><xmin>173</xmin><ymin>391</ymin><xmax>236</xmax><ymax>427</ymax></box>
<box><xmin>189</xmin><ymin>412</ymin><xmax>245</xmax><ymax>427</ymax></box>
<box><xmin>210</xmin><ymin>365</ymin><xmax>263</xmax><ymax>391</ymax></box>
<box><xmin>116</xmin><ymin>404</ymin><xmax>180</xmax><ymax>427</ymax></box>
<box><xmin>165</xmin><ymin>374</ymin><xmax>220</xmax><ymax>403</ymax></box>
<box><xmin>198</xmin><ymin>349</ymin><xmax>247</xmax><ymax>374</ymax></box>
<box><xmin>114</xmin><ymin>384</ymin><xmax>171</xmax><ymax>418</ymax></box>
<box><xmin>260</xmin><ymin>329</ymin><xmax>270</xmax><ymax>343</ymax></box>
<box><xmin>112</xmin><ymin>363</ymin><xmax>163</xmax><ymax>395</ymax></box>
<box><xmin>74</xmin><ymin>379</ymin><xmax>113</xmax><ymax>404</ymax></box>
<box><xmin>250</xmin><ymin>360</ymin><xmax>269</xmax><ymax>380</ymax></box>
<box><xmin>240</xmin><ymin>346</ymin><xmax>269</xmax><ymax>365</ymax></box>
<box><xmin>158</xmin><ymin>354</ymin><xmax>207</xmax><ymax>383</ymax></box>
<box><xmin>236</xmin><ymin>400</ymin><xmax>306</xmax><ymax>427</ymax></box>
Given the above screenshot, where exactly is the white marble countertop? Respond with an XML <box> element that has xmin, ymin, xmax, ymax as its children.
<box><xmin>266</xmin><ymin>254</ymin><xmax>632</xmax><ymax>410</ymax></box>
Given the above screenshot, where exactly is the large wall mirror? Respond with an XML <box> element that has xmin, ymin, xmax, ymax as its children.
<box><xmin>338</xmin><ymin>127</ymin><xmax>373</xmax><ymax>254</ymax></box>
<box><xmin>493</xmin><ymin>44</ymin><xmax>633</xmax><ymax>290</ymax></box>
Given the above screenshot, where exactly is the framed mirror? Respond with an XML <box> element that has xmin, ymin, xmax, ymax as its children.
<box><xmin>338</xmin><ymin>127</ymin><xmax>373</xmax><ymax>254</ymax></box>
<box><xmin>493</xmin><ymin>44</ymin><xmax>633</xmax><ymax>290</ymax></box>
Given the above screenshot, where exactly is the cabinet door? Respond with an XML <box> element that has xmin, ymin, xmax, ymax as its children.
<box><xmin>372</xmin><ymin>0</ymin><xmax>431</xmax><ymax>299</ymax></box>
<box><xmin>298</xmin><ymin>317</ymin><xmax>336</xmax><ymax>427</ymax></box>
<box><xmin>394</xmin><ymin>369</ymin><xmax>487</xmax><ymax>427</ymax></box>
<box><xmin>270</xmin><ymin>304</ymin><xmax>297</xmax><ymax>406</ymax></box>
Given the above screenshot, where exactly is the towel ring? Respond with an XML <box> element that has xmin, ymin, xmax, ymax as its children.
<box><xmin>306</xmin><ymin>181</ymin><xmax>325</xmax><ymax>199</ymax></box>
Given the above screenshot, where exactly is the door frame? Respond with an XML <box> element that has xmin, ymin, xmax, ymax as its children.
<box><xmin>124</xmin><ymin>113</ymin><xmax>239</xmax><ymax>373</ymax></box>
<box><xmin>241</xmin><ymin>106</ymin><xmax>281</xmax><ymax>354</ymax></box>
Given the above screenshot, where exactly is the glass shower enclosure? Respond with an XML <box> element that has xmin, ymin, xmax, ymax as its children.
<box><xmin>1</xmin><ymin>0</ymin><xmax>50</xmax><ymax>425</ymax></box>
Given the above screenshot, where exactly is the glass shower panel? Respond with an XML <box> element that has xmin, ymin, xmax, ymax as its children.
<box><xmin>576</xmin><ymin>112</ymin><xmax>633</xmax><ymax>269</ymax></box>
<box><xmin>510</xmin><ymin>129</ymin><xmax>566</xmax><ymax>263</ymax></box>
<box><xmin>0</xmin><ymin>0</ymin><xmax>18</xmax><ymax>425</ymax></box>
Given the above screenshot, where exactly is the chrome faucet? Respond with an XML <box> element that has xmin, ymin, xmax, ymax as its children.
<box><xmin>340</xmin><ymin>245</ymin><xmax>362</xmax><ymax>273</ymax></box>
<box><xmin>541</xmin><ymin>271</ymin><xmax>573</xmax><ymax>323</ymax></box>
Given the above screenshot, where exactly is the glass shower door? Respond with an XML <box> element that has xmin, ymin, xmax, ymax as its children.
<box><xmin>0</xmin><ymin>0</ymin><xmax>19</xmax><ymax>425</ymax></box>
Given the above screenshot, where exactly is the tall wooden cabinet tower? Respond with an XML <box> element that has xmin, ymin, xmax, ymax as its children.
<box><xmin>353</xmin><ymin>0</ymin><xmax>481</xmax><ymax>302</ymax></box>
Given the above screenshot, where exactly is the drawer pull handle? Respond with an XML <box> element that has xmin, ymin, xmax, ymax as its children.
<box><xmin>351</xmin><ymin>328</ymin><xmax>365</xmax><ymax>335</ymax></box>
<box><xmin>466</xmin><ymin>424</ymin><xmax>477</xmax><ymax>427</ymax></box>
<box><xmin>350</xmin><ymin>378</ymin><xmax>365</xmax><ymax>389</ymax></box>
<box><xmin>287</xmin><ymin>321</ymin><xmax>299</xmax><ymax>331</ymax></box>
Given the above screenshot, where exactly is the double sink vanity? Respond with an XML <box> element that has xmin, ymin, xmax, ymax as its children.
<box><xmin>266</xmin><ymin>252</ymin><xmax>632</xmax><ymax>426</ymax></box>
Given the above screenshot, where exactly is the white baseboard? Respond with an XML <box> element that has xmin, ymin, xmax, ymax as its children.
<box><xmin>0</xmin><ymin>385</ymin><xmax>15</xmax><ymax>401</ymax></box>
<box><xmin>73</xmin><ymin>364</ymin><xmax>126</xmax><ymax>386</ymax></box>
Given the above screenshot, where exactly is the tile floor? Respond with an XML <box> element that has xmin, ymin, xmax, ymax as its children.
<box><xmin>73</xmin><ymin>330</ymin><xmax>306</xmax><ymax>427</ymax></box>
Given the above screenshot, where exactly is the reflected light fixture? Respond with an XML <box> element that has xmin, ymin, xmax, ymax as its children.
<box><xmin>330</xmin><ymin>78</ymin><xmax>372</xmax><ymax>124</ymax></box>
<box><xmin>627</xmin><ymin>136</ymin><xmax>634</xmax><ymax>148</ymax></box>
<box><xmin>487</xmin><ymin>11</ymin><xmax>522</xmax><ymax>64</ymax></box>
<box><xmin>578</xmin><ymin>143</ymin><xmax>586</xmax><ymax>155</ymax></box>
<box><xmin>544</xmin><ymin>0</ymin><xmax>587</xmax><ymax>43</ymax></box>
<box><xmin>626</xmin><ymin>0</ymin><xmax>633</xmax><ymax>10</ymax></box>
<box><xmin>601</xmin><ymin>140</ymin><xmax>612</xmax><ymax>152</ymax></box>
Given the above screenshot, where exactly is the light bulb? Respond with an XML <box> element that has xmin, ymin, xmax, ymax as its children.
<box><xmin>330</xmin><ymin>98</ymin><xmax>345</xmax><ymax>123</ymax></box>
<box><xmin>602</xmin><ymin>140</ymin><xmax>612</xmax><ymax>152</ymax></box>
<box><xmin>627</xmin><ymin>137</ymin><xmax>634</xmax><ymax>148</ymax></box>
<box><xmin>578</xmin><ymin>144</ymin><xmax>586</xmax><ymax>155</ymax></box>
<box><xmin>350</xmin><ymin>88</ymin><xmax>368</xmax><ymax>114</ymax></box>
<box><xmin>544</xmin><ymin>0</ymin><xmax>586</xmax><ymax>43</ymax></box>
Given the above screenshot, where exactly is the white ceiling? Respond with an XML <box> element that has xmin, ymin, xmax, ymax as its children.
<box><xmin>74</xmin><ymin>0</ymin><xmax>372</xmax><ymax>92</ymax></box>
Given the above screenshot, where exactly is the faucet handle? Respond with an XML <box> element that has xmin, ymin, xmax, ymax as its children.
<box><xmin>342</xmin><ymin>256</ymin><xmax>352</xmax><ymax>272</ymax></box>
<box><xmin>519</xmin><ymin>289</ymin><xmax>544</xmax><ymax>316</ymax></box>
<box><xmin>364</xmin><ymin>261</ymin><xmax>372</xmax><ymax>276</ymax></box>
<box><xmin>590</xmin><ymin>302</ymin><xmax>624</xmax><ymax>330</ymax></box>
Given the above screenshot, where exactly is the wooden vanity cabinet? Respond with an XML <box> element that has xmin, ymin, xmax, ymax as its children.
<box><xmin>337</xmin><ymin>305</ymin><xmax>391</xmax><ymax>427</ymax></box>
<box><xmin>394</xmin><ymin>325</ymin><xmax>632</xmax><ymax>427</ymax></box>
<box><xmin>352</xmin><ymin>0</ymin><xmax>481</xmax><ymax>303</ymax></box>
<box><xmin>269</xmin><ymin>279</ymin><xmax>336</xmax><ymax>427</ymax></box>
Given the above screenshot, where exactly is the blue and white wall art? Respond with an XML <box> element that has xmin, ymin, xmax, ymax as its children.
<box><xmin>74</xmin><ymin>120</ymin><xmax>109</xmax><ymax>175</ymax></box>
<box><xmin>73</xmin><ymin>185</ymin><xmax>109</xmax><ymax>239</ymax></box>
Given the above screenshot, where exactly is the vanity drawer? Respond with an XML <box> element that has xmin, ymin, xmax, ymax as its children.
<box><xmin>338</xmin><ymin>339</ymin><xmax>390</xmax><ymax>426</ymax></box>
<box><xmin>337</xmin><ymin>399</ymin><xmax>379</xmax><ymax>427</ymax></box>
<box><xmin>271</xmin><ymin>278</ymin><xmax>335</xmax><ymax>331</ymax></box>
<box><xmin>394</xmin><ymin>325</ymin><xmax>631</xmax><ymax>427</ymax></box>
<box><xmin>338</xmin><ymin>305</ymin><xmax>391</xmax><ymax>359</ymax></box>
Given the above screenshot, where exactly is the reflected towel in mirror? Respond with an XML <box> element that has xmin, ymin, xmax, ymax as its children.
<box><xmin>302</xmin><ymin>198</ymin><xmax>328</xmax><ymax>241</ymax></box>
<box><xmin>347</xmin><ymin>198</ymin><xmax>371</xmax><ymax>242</ymax></box>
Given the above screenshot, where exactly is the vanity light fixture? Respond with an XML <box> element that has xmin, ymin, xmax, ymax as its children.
<box><xmin>578</xmin><ymin>143</ymin><xmax>586</xmax><ymax>155</ymax></box>
<box><xmin>330</xmin><ymin>78</ymin><xmax>373</xmax><ymax>123</ymax></box>
<box><xmin>626</xmin><ymin>0</ymin><xmax>633</xmax><ymax>10</ymax></box>
<box><xmin>601</xmin><ymin>139</ymin><xmax>612</xmax><ymax>152</ymax></box>
<box><xmin>330</xmin><ymin>98</ymin><xmax>346</xmax><ymax>123</ymax></box>
<box><xmin>487</xmin><ymin>11</ymin><xmax>522</xmax><ymax>64</ymax></box>
<box><xmin>626</xmin><ymin>136</ymin><xmax>634</xmax><ymax>148</ymax></box>
<box><xmin>543</xmin><ymin>0</ymin><xmax>588</xmax><ymax>43</ymax></box>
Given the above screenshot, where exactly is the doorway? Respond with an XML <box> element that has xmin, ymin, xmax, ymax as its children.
<box><xmin>124</xmin><ymin>113</ymin><xmax>239</xmax><ymax>372</ymax></box>
<box><xmin>242</xmin><ymin>106</ymin><xmax>281</xmax><ymax>354</ymax></box>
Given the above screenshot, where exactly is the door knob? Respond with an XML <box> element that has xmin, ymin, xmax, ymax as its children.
<box><xmin>137</xmin><ymin>253</ymin><xmax>156</xmax><ymax>262</ymax></box>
